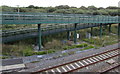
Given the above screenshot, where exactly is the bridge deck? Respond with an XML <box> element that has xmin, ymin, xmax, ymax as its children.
<box><xmin>1</xmin><ymin>12</ymin><xmax>119</xmax><ymax>24</ymax></box>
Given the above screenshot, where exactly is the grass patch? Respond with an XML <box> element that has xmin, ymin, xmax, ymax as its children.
<box><xmin>83</xmin><ymin>34</ymin><xmax>118</xmax><ymax>47</ymax></box>
<box><xmin>63</xmin><ymin>43</ymin><xmax>88</xmax><ymax>50</ymax></box>
<box><xmin>0</xmin><ymin>56</ymin><xmax>9</xmax><ymax>59</ymax></box>
<box><xmin>80</xmin><ymin>45</ymin><xmax>95</xmax><ymax>51</ymax></box>
<box><xmin>30</xmin><ymin>61</ymin><xmax>39</xmax><ymax>63</ymax></box>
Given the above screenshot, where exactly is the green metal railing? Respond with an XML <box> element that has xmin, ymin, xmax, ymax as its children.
<box><xmin>1</xmin><ymin>12</ymin><xmax>119</xmax><ymax>24</ymax></box>
<box><xmin>1</xmin><ymin>23</ymin><xmax>101</xmax><ymax>38</ymax></box>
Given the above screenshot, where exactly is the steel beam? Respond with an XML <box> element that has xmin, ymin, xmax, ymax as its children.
<box><xmin>38</xmin><ymin>24</ymin><xmax>42</xmax><ymax>51</ymax></box>
<box><xmin>74</xmin><ymin>23</ymin><xmax>77</xmax><ymax>44</ymax></box>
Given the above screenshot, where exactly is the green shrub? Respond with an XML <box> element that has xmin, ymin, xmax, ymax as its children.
<box><xmin>34</xmin><ymin>50</ymin><xmax>55</xmax><ymax>55</ymax></box>
<box><xmin>0</xmin><ymin>56</ymin><xmax>9</xmax><ymax>59</ymax></box>
<box><xmin>83</xmin><ymin>43</ymin><xmax>88</xmax><ymax>47</ymax></box>
<box><xmin>63</xmin><ymin>43</ymin><xmax>88</xmax><ymax>50</ymax></box>
<box><xmin>80</xmin><ymin>45</ymin><xmax>95</xmax><ymax>51</ymax></box>
<box><xmin>69</xmin><ymin>45</ymin><xmax>76</xmax><ymax>49</ymax></box>
<box><xmin>75</xmin><ymin>44</ymin><xmax>83</xmax><ymax>48</ymax></box>
<box><xmin>63</xmin><ymin>46</ymin><xmax>70</xmax><ymax>50</ymax></box>
<box><xmin>24</xmin><ymin>51</ymin><xmax>33</xmax><ymax>56</ymax></box>
<box><xmin>47</xmin><ymin>50</ymin><xmax>55</xmax><ymax>54</ymax></box>
<box><xmin>35</xmin><ymin>51</ymin><xmax>47</xmax><ymax>55</ymax></box>
<box><xmin>23</xmin><ymin>49</ymin><xmax>33</xmax><ymax>56</ymax></box>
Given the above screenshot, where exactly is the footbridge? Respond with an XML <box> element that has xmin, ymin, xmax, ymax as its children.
<box><xmin>1</xmin><ymin>12</ymin><xmax>120</xmax><ymax>50</ymax></box>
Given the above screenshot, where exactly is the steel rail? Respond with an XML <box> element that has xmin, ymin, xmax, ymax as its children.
<box><xmin>31</xmin><ymin>48</ymin><xmax>119</xmax><ymax>74</ymax></box>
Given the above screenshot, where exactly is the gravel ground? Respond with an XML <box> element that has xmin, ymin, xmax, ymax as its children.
<box><xmin>22</xmin><ymin>43</ymin><xmax>119</xmax><ymax>72</ymax></box>
<box><xmin>78</xmin><ymin>56</ymin><xmax>119</xmax><ymax>72</ymax></box>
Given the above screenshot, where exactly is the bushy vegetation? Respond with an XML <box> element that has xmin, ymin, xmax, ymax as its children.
<box><xmin>63</xmin><ymin>43</ymin><xmax>88</xmax><ymax>50</ymax></box>
<box><xmin>83</xmin><ymin>34</ymin><xmax>118</xmax><ymax>47</ymax></box>
<box><xmin>0</xmin><ymin>56</ymin><xmax>9</xmax><ymax>59</ymax></box>
<box><xmin>80</xmin><ymin>45</ymin><xmax>95</xmax><ymax>51</ymax></box>
<box><xmin>24</xmin><ymin>50</ymin><xmax>55</xmax><ymax>56</ymax></box>
<box><xmin>1</xmin><ymin>5</ymin><xmax>120</xmax><ymax>16</ymax></box>
<box><xmin>2</xmin><ymin>24</ymin><xmax>118</xmax><ymax>58</ymax></box>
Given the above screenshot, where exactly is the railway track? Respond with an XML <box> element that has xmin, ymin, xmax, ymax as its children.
<box><xmin>31</xmin><ymin>48</ymin><xmax>119</xmax><ymax>74</ymax></box>
<box><xmin>99</xmin><ymin>62</ymin><xmax>120</xmax><ymax>73</ymax></box>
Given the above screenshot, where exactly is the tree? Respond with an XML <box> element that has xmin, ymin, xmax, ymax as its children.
<box><xmin>55</xmin><ymin>5</ymin><xmax>70</xmax><ymax>9</ymax></box>
<box><xmin>88</xmin><ymin>5</ymin><xmax>97</xmax><ymax>10</ymax></box>
<box><xmin>97</xmin><ymin>10</ymin><xmax>108</xmax><ymax>15</ymax></box>
<box><xmin>27</xmin><ymin>5</ymin><xmax>35</xmax><ymax>8</ymax></box>
<box><xmin>106</xmin><ymin>6</ymin><xmax>120</xmax><ymax>9</ymax></box>
<box><xmin>76</xmin><ymin>9</ymin><xmax>85</xmax><ymax>14</ymax></box>
<box><xmin>80</xmin><ymin>6</ymin><xmax>87</xmax><ymax>10</ymax></box>
<box><xmin>107</xmin><ymin>9</ymin><xmax>118</xmax><ymax>16</ymax></box>
<box><xmin>98</xmin><ymin>7</ymin><xmax>104</xmax><ymax>10</ymax></box>
<box><xmin>46</xmin><ymin>7</ymin><xmax>56</xmax><ymax>13</ymax></box>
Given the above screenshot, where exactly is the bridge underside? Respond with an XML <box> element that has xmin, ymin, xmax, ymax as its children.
<box><xmin>2</xmin><ymin>23</ymin><xmax>117</xmax><ymax>43</ymax></box>
<box><xmin>1</xmin><ymin>12</ymin><xmax>120</xmax><ymax>50</ymax></box>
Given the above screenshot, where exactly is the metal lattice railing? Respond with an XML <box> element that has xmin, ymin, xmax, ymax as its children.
<box><xmin>1</xmin><ymin>12</ymin><xmax>119</xmax><ymax>24</ymax></box>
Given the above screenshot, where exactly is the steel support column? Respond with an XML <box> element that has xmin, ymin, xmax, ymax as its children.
<box><xmin>100</xmin><ymin>24</ymin><xmax>102</xmax><ymax>38</ymax></box>
<box><xmin>38</xmin><ymin>24</ymin><xmax>42</xmax><ymax>51</ymax></box>
<box><xmin>91</xmin><ymin>27</ymin><xmax>93</xmax><ymax>37</ymax></box>
<box><xmin>118</xmin><ymin>23</ymin><xmax>120</xmax><ymax>40</ymax></box>
<box><xmin>74</xmin><ymin>23</ymin><xmax>77</xmax><ymax>44</ymax></box>
<box><xmin>109</xmin><ymin>24</ymin><xmax>111</xmax><ymax>33</ymax></box>
<box><xmin>67</xmin><ymin>31</ymin><xmax>70</xmax><ymax>40</ymax></box>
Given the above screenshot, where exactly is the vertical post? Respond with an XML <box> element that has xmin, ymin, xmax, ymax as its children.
<box><xmin>74</xmin><ymin>23</ymin><xmax>77</xmax><ymax>44</ymax></box>
<box><xmin>67</xmin><ymin>31</ymin><xmax>70</xmax><ymax>40</ymax></box>
<box><xmin>118</xmin><ymin>23</ymin><xmax>120</xmax><ymax>40</ymax></box>
<box><xmin>91</xmin><ymin>27</ymin><xmax>93</xmax><ymax>37</ymax></box>
<box><xmin>100</xmin><ymin>23</ymin><xmax>102</xmax><ymax>38</ymax></box>
<box><xmin>38</xmin><ymin>24</ymin><xmax>42</xmax><ymax>51</ymax></box>
<box><xmin>109</xmin><ymin>24</ymin><xmax>111</xmax><ymax>33</ymax></box>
